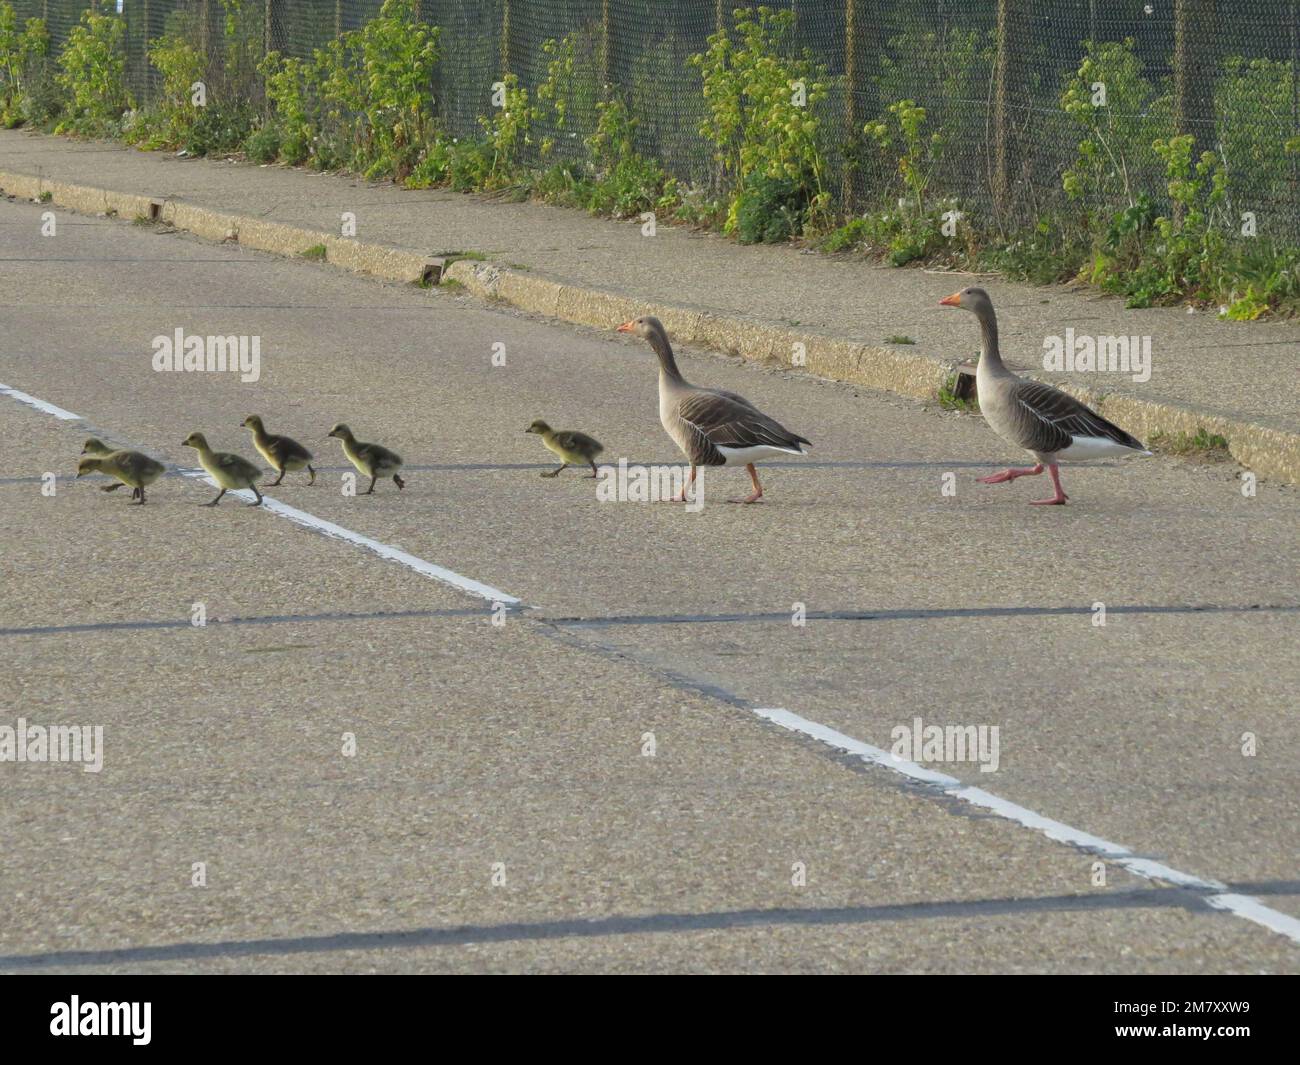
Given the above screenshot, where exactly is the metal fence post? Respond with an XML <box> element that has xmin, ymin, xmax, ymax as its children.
<box><xmin>1173</xmin><ymin>0</ymin><xmax>1217</xmax><ymax>161</ymax></box>
<box><xmin>501</xmin><ymin>0</ymin><xmax>512</xmax><ymax>76</ymax></box>
<box><xmin>992</xmin><ymin>0</ymin><xmax>1029</xmax><ymax>222</ymax></box>
<box><xmin>843</xmin><ymin>0</ymin><xmax>864</xmax><ymax>212</ymax></box>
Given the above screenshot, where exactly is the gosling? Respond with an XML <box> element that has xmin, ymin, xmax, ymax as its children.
<box><xmin>525</xmin><ymin>419</ymin><xmax>604</xmax><ymax>478</ymax></box>
<box><xmin>76</xmin><ymin>450</ymin><xmax>165</xmax><ymax>505</ymax></box>
<box><xmin>327</xmin><ymin>423</ymin><xmax>404</xmax><ymax>494</ymax></box>
<box><xmin>241</xmin><ymin>415</ymin><xmax>316</xmax><ymax>486</ymax></box>
<box><xmin>80</xmin><ymin>438</ymin><xmax>136</xmax><ymax>496</ymax></box>
<box><xmin>181</xmin><ymin>431</ymin><xmax>264</xmax><ymax>506</ymax></box>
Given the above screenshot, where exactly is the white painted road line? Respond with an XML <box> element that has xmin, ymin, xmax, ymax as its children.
<box><xmin>752</xmin><ymin>706</ymin><xmax>1300</xmax><ymax>946</ymax></box>
<box><xmin>176</xmin><ymin>470</ymin><xmax>521</xmax><ymax>605</ymax></box>
<box><xmin>4</xmin><ymin>381</ymin><xmax>1296</xmax><ymax>949</ymax></box>
<box><xmin>0</xmin><ymin>381</ymin><xmax>81</xmax><ymax>420</ymax></box>
<box><xmin>0</xmin><ymin>382</ymin><xmax>520</xmax><ymax>606</ymax></box>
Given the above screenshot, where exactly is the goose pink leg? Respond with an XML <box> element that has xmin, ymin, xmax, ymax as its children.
<box><xmin>665</xmin><ymin>465</ymin><xmax>697</xmax><ymax>503</ymax></box>
<box><xmin>727</xmin><ymin>464</ymin><xmax>764</xmax><ymax>504</ymax></box>
<box><xmin>978</xmin><ymin>463</ymin><xmax>1043</xmax><ymax>485</ymax></box>
<box><xmin>1029</xmin><ymin>463</ymin><xmax>1069</xmax><ymax>505</ymax></box>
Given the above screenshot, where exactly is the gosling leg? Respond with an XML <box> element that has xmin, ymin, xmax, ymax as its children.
<box><xmin>365</xmin><ymin>475</ymin><xmax>377</xmax><ymax>495</ymax></box>
<box><xmin>540</xmin><ymin>463</ymin><xmax>567</xmax><ymax>478</ymax></box>
<box><xmin>306</xmin><ymin>465</ymin><xmax>316</xmax><ymax>486</ymax></box>
<box><xmin>393</xmin><ymin>474</ymin><xmax>405</xmax><ymax>490</ymax></box>
<box><xmin>264</xmin><ymin>468</ymin><xmax>285</xmax><ymax>487</ymax></box>
<box><xmin>203</xmin><ymin>488</ymin><xmax>226</xmax><ymax>507</ymax></box>
<box><xmin>246</xmin><ymin>485</ymin><xmax>264</xmax><ymax>507</ymax></box>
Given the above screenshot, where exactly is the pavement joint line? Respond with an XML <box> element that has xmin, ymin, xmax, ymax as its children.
<box><xmin>0</xmin><ymin>606</ymin><xmax>500</xmax><ymax>639</ymax></box>
<box><xmin>0</xmin><ymin>888</ymin><xmax>1216</xmax><ymax>969</ymax></box>
<box><xmin>549</xmin><ymin>604</ymin><xmax>1300</xmax><ymax>628</ymax></box>
<box><xmin>6</xmin><ymin>347</ymin><xmax>1299</xmax><ymax>951</ymax></box>
<box><xmin>5</xmin><ymin>166</ymin><xmax>1298</xmax><ymax>483</ymax></box>
<box><xmin>0</xmin><ymin>459</ymin><xmax>1012</xmax><ymax>486</ymax></box>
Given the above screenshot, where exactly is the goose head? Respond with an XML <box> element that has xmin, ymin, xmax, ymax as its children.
<box><xmin>76</xmin><ymin>456</ymin><xmax>105</xmax><ymax>477</ymax></box>
<box><xmin>181</xmin><ymin>431</ymin><xmax>209</xmax><ymax>450</ymax></box>
<box><xmin>80</xmin><ymin>437</ymin><xmax>113</xmax><ymax>455</ymax></box>
<box><xmin>525</xmin><ymin>419</ymin><xmax>552</xmax><ymax>435</ymax></box>
<box><xmin>327</xmin><ymin>423</ymin><xmax>354</xmax><ymax>441</ymax></box>
<box><xmin>241</xmin><ymin>415</ymin><xmax>265</xmax><ymax>433</ymax></box>
<box><xmin>616</xmin><ymin>315</ymin><xmax>666</xmax><ymax>342</ymax></box>
<box><xmin>939</xmin><ymin>286</ymin><xmax>994</xmax><ymax>319</ymax></box>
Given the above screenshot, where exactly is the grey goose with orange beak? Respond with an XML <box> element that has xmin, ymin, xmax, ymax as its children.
<box><xmin>616</xmin><ymin>316</ymin><xmax>811</xmax><ymax>503</ymax></box>
<box><xmin>939</xmin><ymin>287</ymin><xmax>1150</xmax><ymax>504</ymax></box>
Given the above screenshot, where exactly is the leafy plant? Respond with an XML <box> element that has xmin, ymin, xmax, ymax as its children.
<box><xmin>691</xmin><ymin>6</ymin><xmax>830</xmax><ymax>239</ymax></box>
<box><xmin>54</xmin><ymin>1</ymin><xmax>131</xmax><ymax>135</ymax></box>
<box><xmin>0</xmin><ymin>4</ymin><xmax>50</xmax><ymax>128</ymax></box>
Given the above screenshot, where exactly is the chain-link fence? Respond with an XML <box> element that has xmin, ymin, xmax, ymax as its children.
<box><xmin>10</xmin><ymin>1</ymin><xmax>1300</xmax><ymax>238</ymax></box>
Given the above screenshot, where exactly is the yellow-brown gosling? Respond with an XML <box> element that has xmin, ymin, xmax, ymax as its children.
<box><xmin>525</xmin><ymin>419</ymin><xmax>604</xmax><ymax>478</ymax></box>
<box><xmin>76</xmin><ymin>451</ymin><xmax>165</xmax><ymax>505</ymax></box>
<box><xmin>181</xmin><ymin>431</ymin><xmax>264</xmax><ymax>506</ymax></box>
<box><xmin>241</xmin><ymin>415</ymin><xmax>316</xmax><ymax>486</ymax></box>
<box><xmin>327</xmin><ymin>423</ymin><xmax>405</xmax><ymax>494</ymax></box>
<box><xmin>80</xmin><ymin>438</ymin><xmax>132</xmax><ymax>494</ymax></box>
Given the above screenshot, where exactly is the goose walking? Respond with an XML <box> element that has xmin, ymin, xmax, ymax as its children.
<box><xmin>525</xmin><ymin>419</ymin><xmax>604</xmax><ymax>478</ymax></box>
<box><xmin>76</xmin><ymin>447</ymin><xmax>165</xmax><ymax>504</ymax></box>
<box><xmin>241</xmin><ymin>415</ymin><xmax>316</xmax><ymax>486</ymax></box>
<box><xmin>328</xmin><ymin>423</ymin><xmax>405</xmax><ymax>494</ymax></box>
<box><xmin>182</xmin><ymin>431</ymin><xmax>264</xmax><ymax>506</ymax></box>
<box><xmin>616</xmin><ymin>316</ymin><xmax>811</xmax><ymax>503</ymax></box>
<box><xmin>939</xmin><ymin>287</ymin><xmax>1150</xmax><ymax>504</ymax></box>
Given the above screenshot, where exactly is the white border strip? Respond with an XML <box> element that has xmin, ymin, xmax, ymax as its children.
<box><xmin>752</xmin><ymin>707</ymin><xmax>1300</xmax><ymax>946</ymax></box>
<box><xmin>178</xmin><ymin>471</ymin><xmax>519</xmax><ymax>604</ymax></box>
<box><xmin>0</xmin><ymin>383</ymin><xmax>519</xmax><ymax>605</ymax></box>
<box><xmin>0</xmin><ymin>382</ymin><xmax>81</xmax><ymax>420</ymax></box>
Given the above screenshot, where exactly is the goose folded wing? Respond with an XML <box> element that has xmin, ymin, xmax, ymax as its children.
<box><xmin>676</xmin><ymin>389</ymin><xmax>807</xmax><ymax>465</ymax></box>
<box><xmin>1012</xmin><ymin>380</ymin><xmax>1145</xmax><ymax>452</ymax></box>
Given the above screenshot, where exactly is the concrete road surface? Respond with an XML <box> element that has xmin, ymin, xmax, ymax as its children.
<box><xmin>1</xmin><ymin>197</ymin><xmax>1297</xmax><ymax>973</ymax></box>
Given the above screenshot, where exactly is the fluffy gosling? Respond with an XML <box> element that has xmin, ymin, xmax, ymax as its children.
<box><xmin>182</xmin><ymin>431</ymin><xmax>264</xmax><ymax>506</ymax></box>
<box><xmin>525</xmin><ymin>419</ymin><xmax>604</xmax><ymax>478</ymax></box>
<box><xmin>327</xmin><ymin>423</ymin><xmax>405</xmax><ymax>494</ymax></box>
<box><xmin>241</xmin><ymin>415</ymin><xmax>316</xmax><ymax>486</ymax></box>
<box><xmin>76</xmin><ymin>450</ymin><xmax>165</xmax><ymax>504</ymax></box>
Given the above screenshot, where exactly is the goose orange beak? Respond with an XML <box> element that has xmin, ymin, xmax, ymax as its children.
<box><xmin>939</xmin><ymin>291</ymin><xmax>962</xmax><ymax>307</ymax></box>
<box><xmin>616</xmin><ymin>320</ymin><xmax>635</xmax><ymax>333</ymax></box>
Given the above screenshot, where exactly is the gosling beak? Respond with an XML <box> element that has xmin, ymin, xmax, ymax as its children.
<box><xmin>616</xmin><ymin>320</ymin><xmax>635</xmax><ymax>333</ymax></box>
<box><xmin>938</xmin><ymin>292</ymin><xmax>962</xmax><ymax>307</ymax></box>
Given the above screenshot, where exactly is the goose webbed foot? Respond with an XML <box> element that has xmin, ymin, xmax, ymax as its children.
<box><xmin>1028</xmin><ymin>464</ymin><xmax>1068</xmax><ymax>505</ymax></box>
<box><xmin>393</xmin><ymin>474</ymin><xmax>405</xmax><ymax>490</ymax></box>
<box><xmin>306</xmin><ymin>465</ymin><xmax>316</xmax><ymax>485</ymax></box>
<box><xmin>540</xmin><ymin>464</ymin><xmax>565</xmax><ymax>478</ymax></box>
<box><xmin>246</xmin><ymin>487</ymin><xmax>264</xmax><ymax>507</ymax></box>
<box><xmin>978</xmin><ymin>464</ymin><xmax>1043</xmax><ymax>485</ymax></box>
<box><xmin>201</xmin><ymin>489</ymin><xmax>226</xmax><ymax>507</ymax></box>
<box><xmin>586</xmin><ymin>462</ymin><xmax>599</xmax><ymax>478</ymax></box>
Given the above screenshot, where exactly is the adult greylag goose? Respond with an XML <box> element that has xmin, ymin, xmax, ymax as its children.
<box><xmin>525</xmin><ymin>419</ymin><xmax>604</xmax><ymax>477</ymax></box>
<box><xmin>328</xmin><ymin>423</ymin><xmax>405</xmax><ymax>494</ymax></box>
<box><xmin>182</xmin><ymin>431</ymin><xmax>264</xmax><ymax>506</ymax></box>
<box><xmin>76</xmin><ymin>450</ymin><xmax>165</xmax><ymax>504</ymax></box>
<box><xmin>616</xmin><ymin>316</ymin><xmax>811</xmax><ymax>503</ymax></box>
<box><xmin>939</xmin><ymin>287</ymin><xmax>1150</xmax><ymax>505</ymax></box>
<box><xmin>241</xmin><ymin>415</ymin><xmax>316</xmax><ymax>486</ymax></box>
